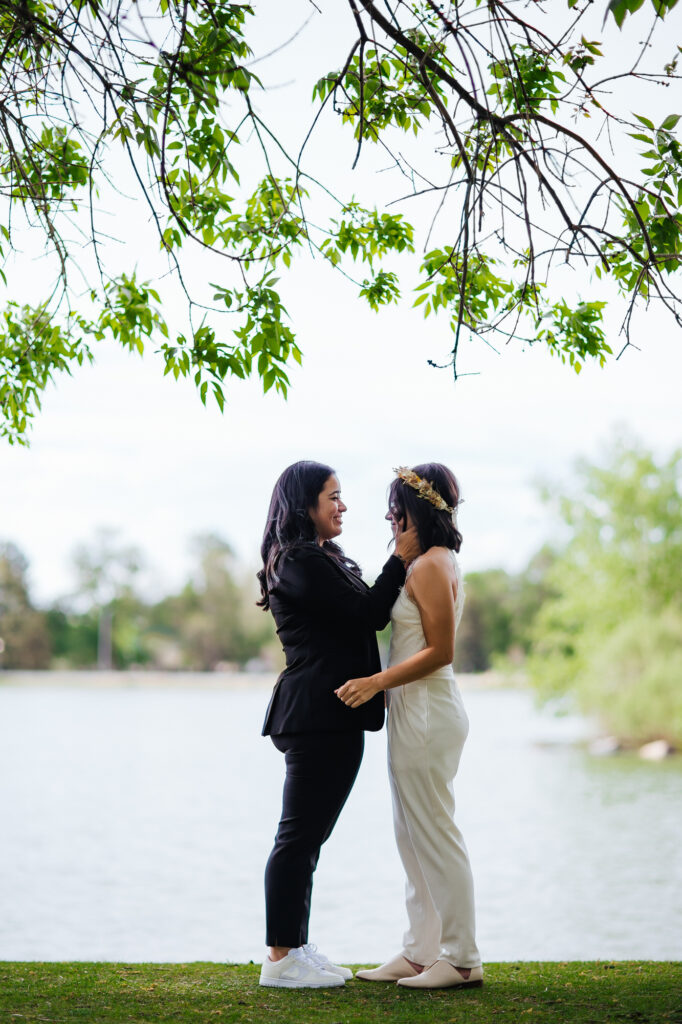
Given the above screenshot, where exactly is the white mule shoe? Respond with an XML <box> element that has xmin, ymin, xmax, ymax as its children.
<box><xmin>355</xmin><ymin>954</ymin><xmax>421</xmax><ymax>982</ymax></box>
<box><xmin>397</xmin><ymin>960</ymin><xmax>483</xmax><ymax>989</ymax></box>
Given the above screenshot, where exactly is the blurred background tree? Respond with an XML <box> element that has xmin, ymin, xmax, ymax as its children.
<box><xmin>454</xmin><ymin>548</ymin><xmax>557</xmax><ymax>673</ymax></box>
<box><xmin>528</xmin><ymin>441</ymin><xmax>682</xmax><ymax>744</ymax></box>
<box><xmin>37</xmin><ymin>530</ymin><xmax>277</xmax><ymax>671</ymax></box>
<box><xmin>146</xmin><ymin>533</ymin><xmax>274</xmax><ymax>671</ymax></box>
<box><xmin>66</xmin><ymin>528</ymin><xmax>145</xmax><ymax>670</ymax></box>
<box><xmin>0</xmin><ymin>541</ymin><xmax>50</xmax><ymax>668</ymax></box>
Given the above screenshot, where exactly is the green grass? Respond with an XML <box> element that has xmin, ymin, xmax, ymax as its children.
<box><xmin>0</xmin><ymin>962</ymin><xmax>680</xmax><ymax>1024</ymax></box>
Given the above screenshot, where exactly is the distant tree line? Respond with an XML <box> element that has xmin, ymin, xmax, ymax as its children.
<box><xmin>0</xmin><ymin>531</ymin><xmax>277</xmax><ymax>672</ymax></box>
<box><xmin>0</xmin><ymin>529</ymin><xmax>548</xmax><ymax>674</ymax></box>
<box><xmin>2</xmin><ymin>440</ymin><xmax>680</xmax><ymax>745</ymax></box>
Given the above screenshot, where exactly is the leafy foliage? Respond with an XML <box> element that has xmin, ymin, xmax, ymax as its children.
<box><xmin>528</xmin><ymin>441</ymin><xmax>682</xmax><ymax>743</ymax></box>
<box><xmin>1</xmin><ymin>0</ymin><xmax>681</xmax><ymax>442</ymax></box>
<box><xmin>606</xmin><ymin>0</ymin><xmax>679</xmax><ymax>28</ymax></box>
<box><xmin>323</xmin><ymin>0</ymin><xmax>682</xmax><ymax>373</ymax></box>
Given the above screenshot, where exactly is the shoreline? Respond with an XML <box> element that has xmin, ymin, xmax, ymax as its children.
<box><xmin>0</xmin><ymin>668</ymin><xmax>523</xmax><ymax>691</ymax></box>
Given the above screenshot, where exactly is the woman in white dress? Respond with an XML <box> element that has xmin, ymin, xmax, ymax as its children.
<box><xmin>336</xmin><ymin>463</ymin><xmax>482</xmax><ymax>990</ymax></box>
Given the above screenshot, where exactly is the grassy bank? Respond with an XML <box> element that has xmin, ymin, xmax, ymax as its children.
<box><xmin>0</xmin><ymin>961</ymin><xmax>680</xmax><ymax>1024</ymax></box>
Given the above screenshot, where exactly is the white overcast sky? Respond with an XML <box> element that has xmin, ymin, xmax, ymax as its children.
<box><xmin>0</xmin><ymin>0</ymin><xmax>680</xmax><ymax>605</ymax></box>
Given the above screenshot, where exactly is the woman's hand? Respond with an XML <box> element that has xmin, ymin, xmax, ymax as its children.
<box><xmin>395</xmin><ymin>520</ymin><xmax>421</xmax><ymax>566</ymax></box>
<box><xmin>335</xmin><ymin>675</ymin><xmax>383</xmax><ymax>708</ymax></box>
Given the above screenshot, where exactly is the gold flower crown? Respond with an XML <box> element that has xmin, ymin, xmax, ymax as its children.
<box><xmin>393</xmin><ymin>466</ymin><xmax>455</xmax><ymax>514</ymax></box>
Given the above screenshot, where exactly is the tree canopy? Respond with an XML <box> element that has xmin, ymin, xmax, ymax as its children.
<box><xmin>528</xmin><ymin>439</ymin><xmax>682</xmax><ymax>744</ymax></box>
<box><xmin>1</xmin><ymin>0</ymin><xmax>681</xmax><ymax>443</ymax></box>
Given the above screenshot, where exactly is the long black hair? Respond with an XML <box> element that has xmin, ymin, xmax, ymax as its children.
<box><xmin>389</xmin><ymin>463</ymin><xmax>463</xmax><ymax>554</ymax></box>
<box><xmin>257</xmin><ymin>460</ymin><xmax>361</xmax><ymax>610</ymax></box>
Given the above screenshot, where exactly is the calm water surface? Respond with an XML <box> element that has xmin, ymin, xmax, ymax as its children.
<box><xmin>0</xmin><ymin>678</ymin><xmax>680</xmax><ymax>963</ymax></box>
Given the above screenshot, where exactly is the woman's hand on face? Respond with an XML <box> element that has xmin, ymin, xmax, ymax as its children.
<box><xmin>395</xmin><ymin>521</ymin><xmax>421</xmax><ymax>566</ymax></box>
<box><xmin>335</xmin><ymin>675</ymin><xmax>382</xmax><ymax>708</ymax></box>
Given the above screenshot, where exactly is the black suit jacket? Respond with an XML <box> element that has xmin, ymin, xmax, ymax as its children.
<box><xmin>262</xmin><ymin>544</ymin><xmax>406</xmax><ymax>736</ymax></box>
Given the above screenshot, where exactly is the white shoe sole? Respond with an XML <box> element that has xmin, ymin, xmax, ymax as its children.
<box><xmin>259</xmin><ymin>976</ymin><xmax>344</xmax><ymax>988</ymax></box>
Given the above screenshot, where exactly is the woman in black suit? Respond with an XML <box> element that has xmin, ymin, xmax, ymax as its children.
<box><xmin>257</xmin><ymin>460</ymin><xmax>419</xmax><ymax>989</ymax></box>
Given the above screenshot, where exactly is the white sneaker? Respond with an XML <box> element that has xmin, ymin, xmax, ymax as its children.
<box><xmin>259</xmin><ymin>947</ymin><xmax>345</xmax><ymax>988</ymax></box>
<box><xmin>302</xmin><ymin>943</ymin><xmax>353</xmax><ymax>980</ymax></box>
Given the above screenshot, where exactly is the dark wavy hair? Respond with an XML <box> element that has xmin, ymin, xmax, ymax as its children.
<box><xmin>389</xmin><ymin>463</ymin><xmax>463</xmax><ymax>554</ymax></box>
<box><xmin>257</xmin><ymin>460</ymin><xmax>361</xmax><ymax>610</ymax></box>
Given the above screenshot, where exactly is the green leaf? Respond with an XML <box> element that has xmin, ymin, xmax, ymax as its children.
<box><xmin>660</xmin><ymin>113</ymin><xmax>681</xmax><ymax>131</ymax></box>
<box><xmin>213</xmin><ymin>385</ymin><xmax>225</xmax><ymax>412</ymax></box>
<box><xmin>634</xmin><ymin>114</ymin><xmax>655</xmax><ymax>131</ymax></box>
<box><xmin>607</xmin><ymin>0</ymin><xmax>647</xmax><ymax>28</ymax></box>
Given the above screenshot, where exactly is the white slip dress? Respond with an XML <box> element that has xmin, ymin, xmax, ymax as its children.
<box><xmin>386</xmin><ymin>548</ymin><xmax>481</xmax><ymax>968</ymax></box>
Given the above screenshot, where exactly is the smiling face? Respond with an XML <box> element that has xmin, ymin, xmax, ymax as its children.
<box><xmin>309</xmin><ymin>474</ymin><xmax>347</xmax><ymax>542</ymax></box>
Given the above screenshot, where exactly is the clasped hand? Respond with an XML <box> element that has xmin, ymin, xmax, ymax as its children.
<box><xmin>335</xmin><ymin>675</ymin><xmax>381</xmax><ymax>708</ymax></box>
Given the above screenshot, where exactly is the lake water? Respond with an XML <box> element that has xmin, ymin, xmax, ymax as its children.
<box><xmin>0</xmin><ymin>676</ymin><xmax>680</xmax><ymax>964</ymax></box>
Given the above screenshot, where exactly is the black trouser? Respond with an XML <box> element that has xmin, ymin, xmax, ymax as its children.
<box><xmin>264</xmin><ymin>730</ymin><xmax>365</xmax><ymax>948</ymax></box>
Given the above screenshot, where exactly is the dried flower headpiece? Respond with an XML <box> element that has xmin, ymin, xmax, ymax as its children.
<box><xmin>392</xmin><ymin>466</ymin><xmax>455</xmax><ymax>514</ymax></box>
